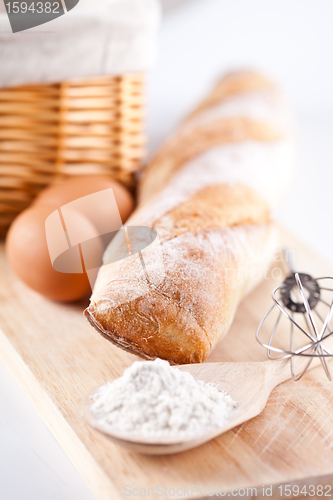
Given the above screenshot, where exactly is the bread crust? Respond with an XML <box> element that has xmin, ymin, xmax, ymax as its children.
<box><xmin>139</xmin><ymin>117</ymin><xmax>280</xmax><ymax>203</ymax></box>
<box><xmin>85</xmin><ymin>70</ymin><xmax>294</xmax><ymax>364</ymax></box>
<box><xmin>86</xmin><ymin>222</ymin><xmax>277</xmax><ymax>364</ymax></box>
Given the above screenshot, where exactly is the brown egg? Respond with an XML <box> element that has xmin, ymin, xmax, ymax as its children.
<box><xmin>6</xmin><ymin>206</ymin><xmax>102</xmax><ymax>302</ymax></box>
<box><xmin>33</xmin><ymin>176</ymin><xmax>134</xmax><ymax>225</ymax></box>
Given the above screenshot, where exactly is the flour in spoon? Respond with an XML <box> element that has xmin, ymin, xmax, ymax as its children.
<box><xmin>90</xmin><ymin>358</ymin><xmax>237</xmax><ymax>438</ymax></box>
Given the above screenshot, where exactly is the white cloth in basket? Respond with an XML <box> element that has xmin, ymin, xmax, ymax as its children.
<box><xmin>0</xmin><ymin>0</ymin><xmax>161</xmax><ymax>88</ymax></box>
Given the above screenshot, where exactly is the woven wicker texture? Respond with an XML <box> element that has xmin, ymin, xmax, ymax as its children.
<box><xmin>0</xmin><ymin>73</ymin><xmax>145</xmax><ymax>237</ymax></box>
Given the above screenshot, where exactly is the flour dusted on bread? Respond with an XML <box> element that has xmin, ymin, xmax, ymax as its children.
<box><xmin>130</xmin><ymin>139</ymin><xmax>295</xmax><ymax>231</ymax></box>
<box><xmin>85</xmin><ymin>70</ymin><xmax>295</xmax><ymax>364</ymax></box>
<box><xmin>183</xmin><ymin>88</ymin><xmax>294</xmax><ymax>136</ymax></box>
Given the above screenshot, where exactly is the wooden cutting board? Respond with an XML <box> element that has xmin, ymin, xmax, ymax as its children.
<box><xmin>1</xmin><ymin>227</ymin><xmax>333</xmax><ymax>500</ymax></box>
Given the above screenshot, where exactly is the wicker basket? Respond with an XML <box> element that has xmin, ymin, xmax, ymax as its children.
<box><xmin>0</xmin><ymin>73</ymin><xmax>145</xmax><ymax>237</ymax></box>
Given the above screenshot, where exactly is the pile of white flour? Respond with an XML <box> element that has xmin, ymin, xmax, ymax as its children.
<box><xmin>90</xmin><ymin>358</ymin><xmax>237</xmax><ymax>438</ymax></box>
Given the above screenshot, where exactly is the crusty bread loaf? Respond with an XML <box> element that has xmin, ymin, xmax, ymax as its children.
<box><xmin>84</xmin><ymin>70</ymin><xmax>295</xmax><ymax>364</ymax></box>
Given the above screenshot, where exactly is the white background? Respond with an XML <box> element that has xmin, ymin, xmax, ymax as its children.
<box><xmin>1</xmin><ymin>1</ymin><xmax>333</xmax><ymax>499</ymax></box>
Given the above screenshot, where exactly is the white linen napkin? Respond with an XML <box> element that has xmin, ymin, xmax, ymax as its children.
<box><xmin>0</xmin><ymin>0</ymin><xmax>161</xmax><ymax>88</ymax></box>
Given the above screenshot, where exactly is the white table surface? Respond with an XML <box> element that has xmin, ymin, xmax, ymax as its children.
<box><xmin>1</xmin><ymin>1</ymin><xmax>333</xmax><ymax>499</ymax></box>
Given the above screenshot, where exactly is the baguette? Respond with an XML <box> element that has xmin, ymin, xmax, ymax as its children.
<box><xmin>84</xmin><ymin>70</ymin><xmax>295</xmax><ymax>364</ymax></box>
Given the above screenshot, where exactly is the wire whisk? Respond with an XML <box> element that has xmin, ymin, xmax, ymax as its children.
<box><xmin>256</xmin><ymin>251</ymin><xmax>333</xmax><ymax>381</ymax></box>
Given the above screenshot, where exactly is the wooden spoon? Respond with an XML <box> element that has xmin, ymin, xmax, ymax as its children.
<box><xmin>84</xmin><ymin>358</ymin><xmax>304</xmax><ymax>455</ymax></box>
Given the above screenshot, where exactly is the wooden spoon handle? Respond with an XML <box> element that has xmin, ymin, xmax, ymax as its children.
<box><xmin>267</xmin><ymin>354</ymin><xmax>326</xmax><ymax>389</ymax></box>
<box><xmin>267</xmin><ymin>358</ymin><xmax>292</xmax><ymax>388</ymax></box>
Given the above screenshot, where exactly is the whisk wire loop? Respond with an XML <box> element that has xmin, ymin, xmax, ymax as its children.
<box><xmin>256</xmin><ymin>264</ymin><xmax>333</xmax><ymax>380</ymax></box>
